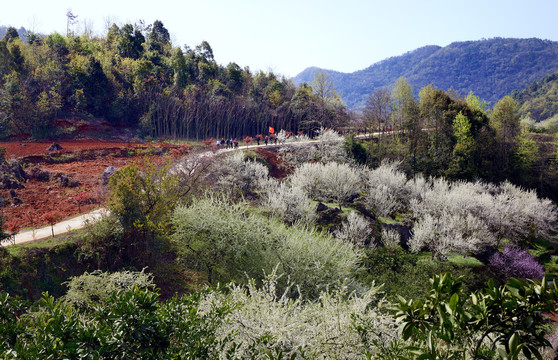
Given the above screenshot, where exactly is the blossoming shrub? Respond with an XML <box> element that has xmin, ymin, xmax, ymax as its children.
<box><xmin>209</xmin><ymin>273</ymin><xmax>397</xmax><ymax>359</ymax></box>
<box><xmin>335</xmin><ymin>211</ymin><xmax>374</xmax><ymax>247</ymax></box>
<box><xmin>263</xmin><ymin>181</ymin><xmax>317</xmax><ymax>225</ymax></box>
<box><xmin>487</xmin><ymin>246</ymin><xmax>545</xmax><ymax>281</ymax></box>
<box><xmin>290</xmin><ymin>162</ymin><xmax>362</xmax><ymax>208</ymax></box>
<box><xmin>213</xmin><ymin>151</ymin><xmax>269</xmax><ymax>198</ymax></box>
<box><xmin>363</xmin><ymin>160</ymin><xmax>410</xmax><ymax>217</ymax></box>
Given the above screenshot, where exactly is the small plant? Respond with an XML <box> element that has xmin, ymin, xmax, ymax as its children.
<box><xmin>1</xmin><ymin>220</ymin><xmax>20</xmax><ymax>245</ymax></box>
<box><xmin>41</xmin><ymin>211</ymin><xmax>64</xmax><ymax>237</ymax></box>
<box><xmin>6</xmin><ymin>221</ymin><xmax>20</xmax><ymax>234</ymax></box>
<box><xmin>74</xmin><ymin>191</ymin><xmax>94</xmax><ymax>212</ymax></box>
<box><xmin>381</xmin><ymin>228</ymin><xmax>401</xmax><ymax>250</ymax></box>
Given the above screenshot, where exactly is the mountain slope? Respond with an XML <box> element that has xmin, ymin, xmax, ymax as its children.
<box><xmin>512</xmin><ymin>70</ymin><xmax>558</xmax><ymax>121</ymax></box>
<box><xmin>293</xmin><ymin>38</ymin><xmax>558</xmax><ymax>110</ymax></box>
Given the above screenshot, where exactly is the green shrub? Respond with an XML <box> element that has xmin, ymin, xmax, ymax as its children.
<box><xmin>357</xmin><ymin>248</ymin><xmax>488</xmax><ymax>301</ymax></box>
<box><xmin>171</xmin><ymin>196</ymin><xmax>362</xmax><ymax>298</ymax></box>
<box><xmin>61</xmin><ymin>269</ymin><xmax>155</xmax><ymax>311</ymax></box>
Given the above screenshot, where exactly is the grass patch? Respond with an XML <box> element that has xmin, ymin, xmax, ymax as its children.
<box><xmin>416</xmin><ymin>252</ymin><xmax>484</xmax><ymax>268</ymax></box>
<box><xmin>377</xmin><ymin>216</ymin><xmax>400</xmax><ymax>225</ymax></box>
<box><xmin>6</xmin><ymin>229</ymin><xmax>83</xmax><ymax>257</ymax></box>
<box><xmin>446</xmin><ymin>254</ymin><xmax>485</xmax><ymax>267</ymax></box>
<box><xmin>309</xmin><ymin>200</ymin><xmax>353</xmax><ymax>213</ymax></box>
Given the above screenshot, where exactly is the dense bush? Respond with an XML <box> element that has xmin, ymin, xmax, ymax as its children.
<box><xmin>0</xmin><ymin>271</ymin><xmax>395</xmax><ymax>359</ymax></box>
<box><xmin>335</xmin><ymin>211</ymin><xmax>374</xmax><ymax>247</ymax></box>
<box><xmin>2</xmin><ymin>268</ymin><xmax>556</xmax><ymax>359</ymax></box>
<box><xmin>263</xmin><ymin>181</ymin><xmax>316</xmax><ymax>225</ymax></box>
<box><xmin>0</xmin><ymin>286</ymin><xmax>231</xmax><ymax>359</ymax></box>
<box><xmin>363</xmin><ymin>160</ymin><xmax>410</xmax><ymax>217</ymax></box>
<box><xmin>171</xmin><ymin>197</ymin><xmax>362</xmax><ymax>298</ymax></box>
<box><xmin>357</xmin><ymin>248</ymin><xmax>485</xmax><ymax>301</ymax></box>
<box><xmin>488</xmin><ymin>246</ymin><xmax>545</xmax><ymax>281</ymax></box>
<box><xmin>61</xmin><ymin>269</ymin><xmax>155</xmax><ymax>311</ymax></box>
<box><xmin>394</xmin><ymin>273</ymin><xmax>558</xmax><ymax>359</ymax></box>
<box><xmin>290</xmin><ymin>162</ymin><xmax>362</xmax><ymax>208</ymax></box>
<box><xmin>213</xmin><ymin>151</ymin><xmax>270</xmax><ymax>198</ymax></box>
<box><xmin>210</xmin><ymin>273</ymin><xmax>397</xmax><ymax>359</ymax></box>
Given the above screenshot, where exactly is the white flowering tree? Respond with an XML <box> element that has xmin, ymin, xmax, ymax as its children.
<box><xmin>335</xmin><ymin>211</ymin><xmax>374</xmax><ymax>247</ymax></box>
<box><xmin>364</xmin><ymin>161</ymin><xmax>410</xmax><ymax>217</ymax></box>
<box><xmin>263</xmin><ymin>181</ymin><xmax>317</xmax><ymax>225</ymax></box>
<box><xmin>409</xmin><ymin>178</ymin><xmax>558</xmax><ymax>248</ymax></box>
<box><xmin>290</xmin><ymin>162</ymin><xmax>362</xmax><ymax>209</ymax></box>
<box><xmin>409</xmin><ymin>212</ymin><xmax>496</xmax><ymax>259</ymax></box>
<box><xmin>316</xmin><ymin>127</ymin><xmax>346</xmax><ymax>163</ymax></box>
<box><xmin>213</xmin><ymin>151</ymin><xmax>269</xmax><ymax>198</ymax></box>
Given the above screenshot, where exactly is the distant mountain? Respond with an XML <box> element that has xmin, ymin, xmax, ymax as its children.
<box><xmin>0</xmin><ymin>26</ymin><xmax>28</xmax><ymax>42</ymax></box>
<box><xmin>293</xmin><ymin>38</ymin><xmax>558</xmax><ymax>110</ymax></box>
<box><xmin>512</xmin><ymin>70</ymin><xmax>558</xmax><ymax>121</ymax></box>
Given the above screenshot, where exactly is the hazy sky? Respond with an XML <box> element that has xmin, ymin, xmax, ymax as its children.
<box><xmin>2</xmin><ymin>0</ymin><xmax>557</xmax><ymax>77</ymax></box>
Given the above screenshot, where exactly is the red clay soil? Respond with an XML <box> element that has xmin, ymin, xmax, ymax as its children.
<box><xmin>0</xmin><ymin>140</ymin><xmax>190</xmax><ymax>228</ymax></box>
<box><xmin>0</xmin><ymin>140</ymin><xmax>167</xmax><ymax>158</ymax></box>
<box><xmin>254</xmin><ymin>148</ymin><xmax>290</xmax><ymax>179</ymax></box>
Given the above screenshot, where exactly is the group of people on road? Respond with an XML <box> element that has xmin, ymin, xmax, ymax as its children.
<box><xmin>217</xmin><ymin>138</ymin><xmax>239</xmax><ymax>149</ymax></box>
<box><xmin>256</xmin><ymin>135</ymin><xmax>278</xmax><ymax>146</ymax></box>
<box><xmin>216</xmin><ymin>135</ymin><xmax>279</xmax><ymax>148</ymax></box>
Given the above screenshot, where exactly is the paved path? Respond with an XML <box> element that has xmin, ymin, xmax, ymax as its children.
<box><xmin>9</xmin><ymin>208</ymin><xmax>107</xmax><ymax>245</ymax></box>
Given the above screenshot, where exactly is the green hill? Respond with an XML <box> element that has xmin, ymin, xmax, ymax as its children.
<box><xmin>512</xmin><ymin>70</ymin><xmax>558</xmax><ymax>121</ymax></box>
<box><xmin>293</xmin><ymin>38</ymin><xmax>558</xmax><ymax>110</ymax></box>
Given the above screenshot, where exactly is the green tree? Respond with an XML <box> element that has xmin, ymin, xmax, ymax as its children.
<box><xmin>2</xmin><ymin>27</ymin><xmax>19</xmax><ymax>43</ymax></box>
<box><xmin>491</xmin><ymin>96</ymin><xmax>520</xmax><ymax>174</ymax></box>
<box><xmin>226</xmin><ymin>62</ymin><xmax>244</xmax><ymax>91</ymax></box>
<box><xmin>290</xmin><ymin>82</ymin><xmax>318</xmax><ymax>131</ymax></box>
<box><xmin>0</xmin><ymin>72</ymin><xmax>32</xmax><ymax>136</ymax></box>
<box><xmin>418</xmin><ymin>85</ymin><xmax>455</xmax><ymax>176</ymax></box>
<box><xmin>107</xmin><ymin>160</ymin><xmax>180</xmax><ymax>234</ymax></box>
<box><xmin>115</xmin><ymin>23</ymin><xmax>145</xmax><ymax>59</ymax></box>
<box><xmin>465</xmin><ymin>91</ymin><xmax>487</xmax><ymax>114</ymax></box>
<box><xmin>391</xmin><ymin>77</ymin><xmax>416</xmax><ymax>134</ymax></box>
<box><xmin>7</xmin><ymin>41</ymin><xmax>25</xmax><ymax>74</ymax></box>
<box><xmin>364</xmin><ymin>88</ymin><xmax>392</xmax><ymax>157</ymax></box>
<box><xmin>106</xmin><ymin>160</ymin><xmax>184</xmax><ymax>263</ymax></box>
<box><xmin>513</xmin><ymin>128</ymin><xmax>540</xmax><ymax>183</ymax></box>
<box><xmin>171</xmin><ymin>47</ymin><xmax>189</xmax><ymax>88</ymax></box>
<box><xmin>308</xmin><ymin>71</ymin><xmax>347</xmax><ymax>133</ymax></box>
<box><xmin>447</xmin><ymin>112</ymin><xmax>476</xmax><ymax>179</ymax></box>
<box><xmin>147</xmin><ymin>20</ymin><xmax>170</xmax><ymax>54</ymax></box>
<box><xmin>195</xmin><ymin>40</ymin><xmax>214</xmax><ymax>63</ymax></box>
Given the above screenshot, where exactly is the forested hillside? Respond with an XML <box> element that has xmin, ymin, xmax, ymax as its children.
<box><xmin>0</xmin><ymin>22</ymin><xmax>346</xmax><ymax>140</ymax></box>
<box><xmin>293</xmin><ymin>38</ymin><xmax>558</xmax><ymax>109</ymax></box>
<box><xmin>513</xmin><ymin>69</ymin><xmax>558</xmax><ymax>122</ymax></box>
